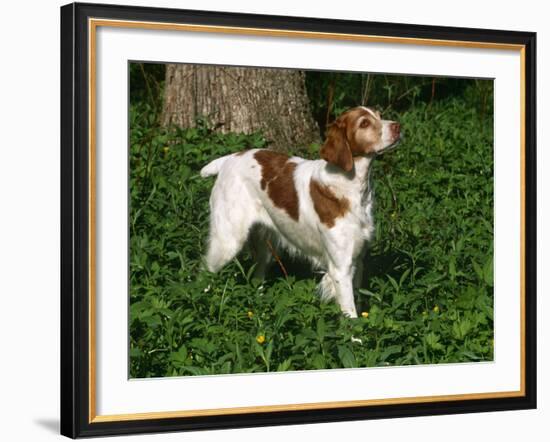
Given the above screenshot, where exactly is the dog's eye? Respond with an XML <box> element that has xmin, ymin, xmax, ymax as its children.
<box><xmin>360</xmin><ymin>119</ymin><xmax>370</xmax><ymax>128</ymax></box>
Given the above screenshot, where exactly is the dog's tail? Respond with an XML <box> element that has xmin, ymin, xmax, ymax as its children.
<box><xmin>200</xmin><ymin>154</ymin><xmax>234</xmax><ymax>178</ymax></box>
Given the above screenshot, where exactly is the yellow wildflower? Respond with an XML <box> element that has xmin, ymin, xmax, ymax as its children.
<box><xmin>256</xmin><ymin>335</ymin><xmax>265</xmax><ymax>345</ymax></box>
<box><xmin>361</xmin><ymin>311</ymin><xmax>369</xmax><ymax>318</ymax></box>
<box><xmin>247</xmin><ymin>311</ymin><xmax>254</xmax><ymax>319</ymax></box>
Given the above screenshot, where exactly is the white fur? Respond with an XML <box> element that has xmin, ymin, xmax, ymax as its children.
<box><xmin>200</xmin><ymin>111</ymin><xmax>399</xmax><ymax>318</ymax></box>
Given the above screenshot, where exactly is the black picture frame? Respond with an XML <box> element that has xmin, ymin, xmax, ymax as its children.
<box><xmin>60</xmin><ymin>2</ymin><xmax>537</xmax><ymax>438</ymax></box>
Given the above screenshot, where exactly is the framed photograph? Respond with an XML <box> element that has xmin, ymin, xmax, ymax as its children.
<box><xmin>60</xmin><ymin>2</ymin><xmax>537</xmax><ymax>438</ymax></box>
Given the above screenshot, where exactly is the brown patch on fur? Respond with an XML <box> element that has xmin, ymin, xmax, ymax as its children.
<box><xmin>254</xmin><ymin>150</ymin><xmax>300</xmax><ymax>221</ymax></box>
<box><xmin>309</xmin><ymin>179</ymin><xmax>350</xmax><ymax>228</ymax></box>
<box><xmin>320</xmin><ymin>120</ymin><xmax>353</xmax><ymax>172</ymax></box>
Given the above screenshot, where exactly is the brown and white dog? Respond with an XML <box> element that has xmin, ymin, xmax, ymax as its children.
<box><xmin>200</xmin><ymin>106</ymin><xmax>401</xmax><ymax>317</ymax></box>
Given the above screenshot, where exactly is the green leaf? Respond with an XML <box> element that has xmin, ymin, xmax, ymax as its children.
<box><xmin>449</xmin><ymin>256</ymin><xmax>456</xmax><ymax>279</ymax></box>
<box><xmin>483</xmin><ymin>256</ymin><xmax>494</xmax><ymax>286</ymax></box>
<box><xmin>316</xmin><ymin>318</ymin><xmax>326</xmax><ymax>342</ymax></box>
<box><xmin>129</xmin><ymin>347</ymin><xmax>142</xmax><ymax>358</ymax></box>
<box><xmin>472</xmin><ymin>259</ymin><xmax>484</xmax><ymax>281</ymax></box>
<box><xmin>169</xmin><ymin>345</ymin><xmax>188</xmax><ymax>363</ymax></box>
<box><xmin>337</xmin><ymin>345</ymin><xmax>357</xmax><ymax>368</ymax></box>
<box><xmin>387</xmin><ymin>274</ymin><xmax>399</xmax><ymax>292</ymax></box>
<box><xmin>475</xmin><ymin>294</ymin><xmax>493</xmax><ymax>320</ymax></box>
<box><xmin>277</xmin><ymin>358</ymin><xmax>293</xmax><ymax>371</ymax></box>
<box><xmin>358</xmin><ymin>288</ymin><xmax>382</xmax><ymax>303</ymax></box>
<box><xmin>311</xmin><ymin>354</ymin><xmax>326</xmax><ymax>370</ymax></box>
<box><xmin>452</xmin><ymin>319</ymin><xmax>472</xmax><ymax>340</ymax></box>
<box><xmin>379</xmin><ymin>345</ymin><xmax>403</xmax><ymax>361</ymax></box>
<box><xmin>424</xmin><ymin>333</ymin><xmax>443</xmax><ymax>350</ymax></box>
<box><xmin>399</xmin><ymin>268</ymin><xmax>411</xmax><ymax>286</ymax></box>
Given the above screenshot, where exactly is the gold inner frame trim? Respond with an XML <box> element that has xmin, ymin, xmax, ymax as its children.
<box><xmin>519</xmin><ymin>47</ymin><xmax>526</xmax><ymax>395</ymax></box>
<box><xmin>88</xmin><ymin>18</ymin><xmax>527</xmax><ymax>423</ymax></box>
<box><xmin>91</xmin><ymin>390</ymin><xmax>524</xmax><ymax>423</ymax></box>
<box><xmin>90</xmin><ymin>18</ymin><xmax>525</xmax><ymax>50</ymax></box>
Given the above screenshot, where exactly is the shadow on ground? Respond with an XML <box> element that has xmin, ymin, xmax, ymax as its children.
<box><xmin>233</xmin><ymin>244</ymin><xmax>419</xmax><ymax>312</ymax></box>
<box><xmin>34</xmin><ymin>418</ymin><xmax>58</xmax><ymax>434</ymax></box>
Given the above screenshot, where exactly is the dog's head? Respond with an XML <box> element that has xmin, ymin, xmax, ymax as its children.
<box><xmin>320</xmin><ymin>106</ymin><xmax>401</xmax><ymax>172</ymax></box>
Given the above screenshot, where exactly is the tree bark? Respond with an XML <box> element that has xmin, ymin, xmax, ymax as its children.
<box><xmin>162</xmin><ymin>64</ymin><xmax>320</xmax><ymax>153</ymax></box>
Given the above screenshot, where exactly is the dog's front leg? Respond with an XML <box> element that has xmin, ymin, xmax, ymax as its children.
<box><xmin>328</xmin><ymin>264</ymin><xmax>358</xmax><ymax>318</ymax></box>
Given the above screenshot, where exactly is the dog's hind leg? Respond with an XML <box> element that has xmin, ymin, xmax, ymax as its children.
<box><xmin>248</xmin><ymin>226</ymin><xmax>274</xmax><ymax>280</ymax></box>
<box><xmin>205</xmin><ymin>215</ymin><xmax>254</xmax><ymax>273</ymax></box>
<box><xmin>353</xmin><ymin>246</ymin><xmax>366</xmax><ymax>290</ymax></box>
<box><xmin>204</xmin><ymin>180</ymin><xmax>257</xmax><ymax>273</ymax></box>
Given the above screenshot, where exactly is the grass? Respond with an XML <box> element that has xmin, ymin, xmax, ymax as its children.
<box><xmin>129</xmin><ymin>96</ymin><xmax>494</xmax><ymax>378</ymax></box>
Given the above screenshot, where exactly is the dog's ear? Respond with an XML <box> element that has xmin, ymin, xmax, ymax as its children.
<box><xmin>320</xmin><ymin>117</ymin><xmax>353</xmax><ymax>172</ymax></box>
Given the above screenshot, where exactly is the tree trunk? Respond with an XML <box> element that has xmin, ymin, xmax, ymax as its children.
<box><xmin>162</xmin><ymin>64</ymin><xmax>320</xmax><ymax>153</ymax></box>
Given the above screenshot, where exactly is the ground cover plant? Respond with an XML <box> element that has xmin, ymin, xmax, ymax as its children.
<box><xmin>129</xmin><ymin>65</ymin><xmax>494</xmax><ymax>378</ymax></box>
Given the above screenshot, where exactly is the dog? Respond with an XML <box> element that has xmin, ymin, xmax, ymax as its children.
<box><xmin>200</xmin><ymin>106</ymin><xmax>401</xmax><ymax>317</ymax></box>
